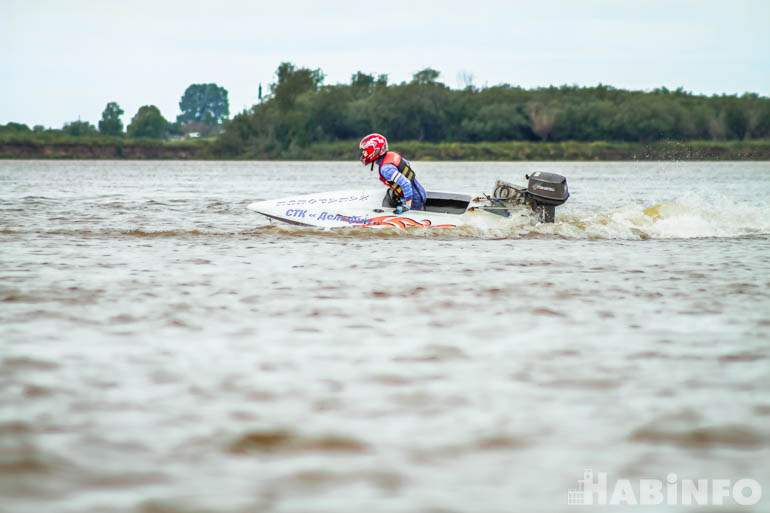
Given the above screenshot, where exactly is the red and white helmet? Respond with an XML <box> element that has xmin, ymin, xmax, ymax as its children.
<box><xmin>359</xmin><ymin>133</ymin><xmax>388</xmax><ymax>165</ymax></box>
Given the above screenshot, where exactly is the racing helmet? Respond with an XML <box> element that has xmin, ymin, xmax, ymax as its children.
<box><xmin>359</xmin><ymin>133</ymin><xmax>388</xmax><ymax>166</ymax></box>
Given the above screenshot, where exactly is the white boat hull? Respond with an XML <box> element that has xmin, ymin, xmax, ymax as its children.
<box><xmin>247</xmin><ymin>188</ymin><xmax>537</xmax><ymax>230</ymax></box>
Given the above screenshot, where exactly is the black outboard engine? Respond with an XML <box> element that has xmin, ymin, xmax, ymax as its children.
<box><xmin>525</xmin><ymin>171</ymin><xmax>569</xmax><ymax>222</ymax></box>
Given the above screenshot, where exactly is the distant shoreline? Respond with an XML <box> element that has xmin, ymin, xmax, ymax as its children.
<box><xmin>0</xmin><ymin>138</ymin><xmax>209</xmax><ymax>160</ymax></box>
<box><xmin>1</xmin><ymin>138</ymin><xmax>769</xmax><ymax>161</ymax></box>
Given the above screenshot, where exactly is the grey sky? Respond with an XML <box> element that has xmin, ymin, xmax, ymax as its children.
<box><xmin>2</xmin><ymin>0</ymin><xmax>768</xmax><ymax>129</ymax></box>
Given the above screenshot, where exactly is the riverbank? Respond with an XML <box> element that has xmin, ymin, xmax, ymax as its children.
<box><xmin>284</xmin><ymin>139</ymin><xmax>770</xmax><ymax>161</ymax></box>
<box><xmin>2</xmin><ymin>137</ymin><xmax>769</xmax><ymax>160</ymax></box>
<box><xmin>0</xmin><ymin>137</ymin><xmax>210</xmax><ymax>159</ymax></box>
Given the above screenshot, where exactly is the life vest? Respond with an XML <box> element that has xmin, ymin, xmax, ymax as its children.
<box><xmin>378</xmin><ymin>152</ymin><xmax>417</xmax><ymax>198</ymax></box>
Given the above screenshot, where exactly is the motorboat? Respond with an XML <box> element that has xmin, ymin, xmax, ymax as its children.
<box><xmin>247</xmin><ymin>171</ymin><xmax>569</xmax><ymax>230</ymax></box>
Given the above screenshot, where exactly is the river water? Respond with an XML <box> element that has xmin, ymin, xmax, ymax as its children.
<box><xmin>1</xmin><ymin>160</ymin><xmax>769</xmax><ymax>513</ymax></box>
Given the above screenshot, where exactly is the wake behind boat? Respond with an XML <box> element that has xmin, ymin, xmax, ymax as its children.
<box><xmin>248</xmin><ymin>172</ymin><xmax>569</xmax><ymax>230</ymax></box>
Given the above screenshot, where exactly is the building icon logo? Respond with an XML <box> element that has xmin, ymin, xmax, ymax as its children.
<box><xmin>568</xmin><ymin>469</ymin><xmax>604</xmax><ymax>505</ymax></box>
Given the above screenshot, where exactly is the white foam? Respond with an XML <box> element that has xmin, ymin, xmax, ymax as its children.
<box><xmin>547</xmin><ymin>193</ymin><xmax>770</xmax><ymax>240</ymax></box>
<box><xmin>253</xmin><ymin>193</ymin><xmax>770</xmax><ymax>241</ymax></box>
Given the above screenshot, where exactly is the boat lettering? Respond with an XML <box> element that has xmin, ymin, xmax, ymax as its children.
<box><xmin>317</xmin><ymin>211</ymin><xmax>338</xmax><ymax>221</ymax></box>
<box><xmin>276</xmin><ymin>195</ymin><xmax>367</xmax><ymax>208</ymax></box>
<box><xmin>313</xmin><ymin>195</ymin><xmax>370</xmax><ymax>204</ymax></box>
<box><xmin>534</xmin><ymin>185</ymin><xmax>556</xmax><ymax>192</ymax></box>
<box><xmin>316</xmin><ymin>211</ymin><xmax>375</xmax><ymax>225</ymax></box>
<box><xmin>285</xmin><ymin>209</ymin><xmax>307</xmax><ymax>218</ymax></box>
<box><xmin>345</xmin><ymin>216</ymin><xmax>375</xmax><ymax>225</ymax></box>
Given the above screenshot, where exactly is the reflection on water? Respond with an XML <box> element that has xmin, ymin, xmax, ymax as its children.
<box><xmin>1</xmin><ymin>160</ymin><xmax>769</xmax><ymax>512</ymax></box>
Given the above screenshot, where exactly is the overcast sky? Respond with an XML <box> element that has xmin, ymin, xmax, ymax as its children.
<box><xmin>2</xmin><ymin>0</ymin><xmax>769</xmax><ymax>129</ymax></box>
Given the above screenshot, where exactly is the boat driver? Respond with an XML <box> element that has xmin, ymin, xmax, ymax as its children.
<box><xmin>359</xmin><ymin>133</ymin><xmax>427</xmax><ymax>214</ymax></box>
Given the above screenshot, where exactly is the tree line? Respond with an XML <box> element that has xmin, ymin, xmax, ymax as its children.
<box><xmin>0</xmin><ymin>84</ymin><xmax>229</xmax><ymax>140</ymax></box>
<box><xmin>3</xmin><ymin>64</ymin><xmax>769</xmax><ymax>157</ymax></box>
<box><xmin>213</xmin><ymin>63</ymin><xmax>770</xmax><ymax>157</ymax></box>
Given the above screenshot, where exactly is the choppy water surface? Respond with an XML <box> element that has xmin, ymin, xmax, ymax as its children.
<box><xmin>1</xmin><ymin>160</ymin><xmax>769</xmax><ymax>513</ymax></box>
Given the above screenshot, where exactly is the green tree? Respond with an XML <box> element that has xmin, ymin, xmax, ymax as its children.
<box><xmin>306</xmin><ymin>86</ymin><xmax>361</xmax><ymax>142</ymax></box>
<box><xmin>62</xmin><ymin>120</ymin><xmax>98</xmax><ymax>136</ymax></box>
<box><xmin>461</xmin><ymin>104</ymin><xmax>531</xmax><ymax>141</ymax></box>
<box><xmin>177</xmin><ymin>83</ymin><xmax>230</xmax><ymax>126</ymax></box>
<box><xmin>0</xmin><ymin>122</ymin><xmax>31</xmax><ymax>134</ymax></box>
<box><xmin>351</xmin><ymin>72</ymin><xmax>375</xmax><ymax>96</ymax></box>
<box><xmin>370</xmin><ymin>81</ymin><xmax>449</xmax><ymax>141</ymax></box>
<box><xmin>751</xmin><ymin>101</ymin><xmax>770</xmax><ymax>138</ymax></box>
<box><xmin>98</xmin><ymin>101</ymin><xmax>124</xmax><ymax>136</ymax></box>
<box><xmin>271</xmin><ymin>62</ymin><xmax>324</xmax><ymax>111</ymax></box>
<box><xmin>127</xmin><ymin>105</ymin><xmax>168</xmax><ymax>139</ymax></box>
<box><xmin>724</xmin><ymin>99</ymin><xmax>748</xmax><ymax>139</ymax></box>
<box><xmin>411</xmin><ymin>68</ymin><xmax>441</xmax><ymax>85</ymax></box>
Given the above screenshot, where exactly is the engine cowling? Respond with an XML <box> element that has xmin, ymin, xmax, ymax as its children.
<box><xmin>525</xmin><ymin>172</ymin><xmax>569</xmax><ymax>223</ymax></box>
<box><xmin>526</xmin><ymin>171</ymin><xmax>569</xmax><ymax>206</ymax></box>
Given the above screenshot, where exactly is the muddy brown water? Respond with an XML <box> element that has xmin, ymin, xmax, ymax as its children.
<box><xmin>1</xmin><ymin>160</ymin><xmax>769</xmax><ymax>512</ymax></box>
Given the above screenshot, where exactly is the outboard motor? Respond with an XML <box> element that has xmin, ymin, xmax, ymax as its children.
<box><xmin>525</xmin><ymin>171</ymin><xmax>569</xmax><ymax>222</ymax></box>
